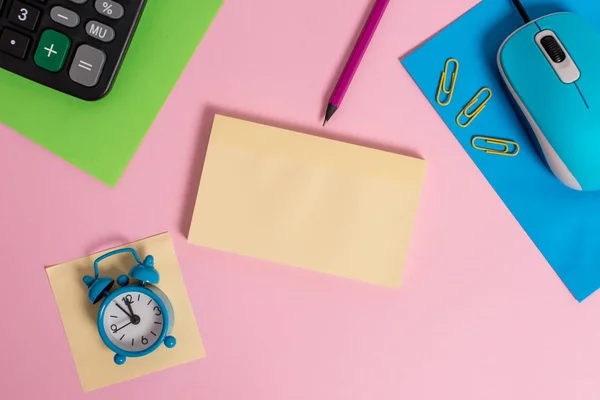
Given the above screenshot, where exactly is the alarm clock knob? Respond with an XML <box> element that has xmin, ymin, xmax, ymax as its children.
<box><xmin>83</xmin><ymin>275</ymin><xmax>114</xmax><ymax>304</ymax></box>
<box><xmin>144</xmin><ymin>255</ymin><xmax>154</xmax><ymax>267</ymax></box>
<box><xmin>82</xmin><ymin>275</ymin><xmax>95</xmax><ymax>287</ymax></box>
<box><xmin>129</xmin><ymin>255</ymin><xmax>160</xmax><ymax>285</ymax></box>
<box><xmin>114</xmin><ymin>354</ymin><xmax>126</xmax><ymax>365</ymax></box>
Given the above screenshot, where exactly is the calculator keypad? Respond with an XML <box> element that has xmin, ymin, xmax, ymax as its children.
<box><xmin>0</xmin><ymin>0</ymin><xmax>147</xmax><ymax>100</ymax></box>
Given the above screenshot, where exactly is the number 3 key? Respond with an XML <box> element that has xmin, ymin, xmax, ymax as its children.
<box><xmin>8</xmin><ymin>1</ymin><xmax>41</xmax><ymax>31</ymax></box>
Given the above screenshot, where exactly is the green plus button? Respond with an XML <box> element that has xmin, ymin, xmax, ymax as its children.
<box><xmin>34</xmin><ymin>30</ymin><xmax>71</xmax><ymax>72</ymax></box>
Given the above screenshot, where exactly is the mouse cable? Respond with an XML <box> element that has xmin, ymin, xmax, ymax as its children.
<box><xmin>512</xmin><ymin>0</ymin><xmax>531</xmax><ymax>23</ymax></box>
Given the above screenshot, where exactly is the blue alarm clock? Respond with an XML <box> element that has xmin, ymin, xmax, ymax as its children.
<box><xmin>83</xmin><ymin>248</ymin><xmax>176</xmax><ymax>365</ymax></box>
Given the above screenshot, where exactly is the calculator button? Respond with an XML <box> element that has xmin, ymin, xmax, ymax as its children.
<box><xmin>86</xmin><ymin>21</ymin><xmax>115</xmax><ymax>42</ymax></box>
<box><xmin>69</xmin><ymin>0</ymin><xmax>86</xmax><ymax>3</ymax></box>
<box><xmin>34</xmin><ymin>30</ymin><xmax>71</xmax><ymax>72</ymax></box>
<box><xmin>8</xmin><ymin>1</ymin><xmax>41</xmax><ymax>31</ymax></box>
<box><xmin>69</xmin><ymin>45</ymin><xmax>106</xmax><ymax>87</ymax></box>
<box><xmin>51</xmin><ymin>6</ymin><xmax>80</xmax><ymax>28</ymax></box>
<box><xmin>0</xmin><ymin>29</ymin><xmax>30</xmax><ymax>59</ymax></box>
<box><xmin>95</xmin><ymin>0</ymin><xmax>124</xmax><ymax>19</ymax></box>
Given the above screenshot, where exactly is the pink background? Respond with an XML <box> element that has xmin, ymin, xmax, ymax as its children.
<box><xmin>1</xmin><ymin>0</ymin><xmax>598</xmax><ymax>399</ymax></box>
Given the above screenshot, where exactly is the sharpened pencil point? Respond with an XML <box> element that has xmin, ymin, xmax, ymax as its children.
<box><xmin>323</xmin><ymin>103</ymin><xmax>338</xmax><ymax>127</ymax></box>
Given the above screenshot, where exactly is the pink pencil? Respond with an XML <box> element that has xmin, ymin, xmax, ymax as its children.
<box><xmin>323</xmin><ymin>0</ymin><xmax>391</xmax><ymax>126</ymax></box>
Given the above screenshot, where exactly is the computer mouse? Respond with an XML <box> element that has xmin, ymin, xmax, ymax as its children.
<box><xmin>498</xmin><ymin>12</ymin><xmax>600</xmax><ymax>191</ymax></box>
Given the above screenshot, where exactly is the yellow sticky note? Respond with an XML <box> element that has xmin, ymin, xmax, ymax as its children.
<box><xmin>46</xmin><ymin>233</ymin><xmax>205</xmax><ymax>392</ymax></box>
<box><xmin>188</xmin><ymin>115</ymin><xmax>426</xmax><ymax>287</ymax></box>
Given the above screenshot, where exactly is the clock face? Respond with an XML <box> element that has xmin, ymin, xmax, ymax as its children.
<box><xmin>101</xmin><ymin>290</ymin><xmax>165</xmax><ymax>353</ymax></box>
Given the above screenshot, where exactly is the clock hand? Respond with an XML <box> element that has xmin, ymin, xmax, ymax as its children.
<box><xmin>114</xmin><ymin>321</ymin><xmax>132</xmax><ymax>332</ymax></box>
<box><xmin>125</xmin><ymin>299</ymin><xmax>136</xmax><ymax>317</ymax></box>
<box><xmin>115</xmin><ymin>303</ymin><xmax>133</xmax><ymax>319</ymax></box>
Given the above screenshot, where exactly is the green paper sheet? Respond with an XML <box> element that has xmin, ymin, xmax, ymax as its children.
<box><xmin>0</xmin><ymin>0</ymin><xmax>223</xmax><ymax>186</ymax></box>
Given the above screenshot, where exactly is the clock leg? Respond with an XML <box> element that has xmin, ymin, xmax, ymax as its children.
<box><xmin>164</xmin><ymin>336</ymin><xmax>176</xmax><ymax>348</ymax></box>
<box><xmin>114</xmin><ymin>354</ymin><xmax>127</xmax><ymax>365</ymax></box>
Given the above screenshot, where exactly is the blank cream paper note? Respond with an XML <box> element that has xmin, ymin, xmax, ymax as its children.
<box><xmin>188</xmin><ymin>115</ymin><xmax>427</xmax><ymax>287</ymax></box>
<box><xmin>46</xmin><ymin>233</ymin><xmax>205</xmax><ymax>392</ymax></box>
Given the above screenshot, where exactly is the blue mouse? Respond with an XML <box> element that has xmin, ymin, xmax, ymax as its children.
<box><xmin>498</xmin><ymin>12</ymin><xmax>600</xmax><ymax>191</ymax></box>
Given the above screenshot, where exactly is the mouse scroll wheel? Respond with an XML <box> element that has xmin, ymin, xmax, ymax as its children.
<box><xmin>541</xmin><ymin>35</ymin><xmax>567</xmax><ymax>63</ymax></box>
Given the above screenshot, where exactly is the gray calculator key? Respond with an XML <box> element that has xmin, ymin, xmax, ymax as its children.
<box><xmin>51</xmin><ymin>6</ymin><xmax>80</xmax><ymax>28</ymax></box>
<box><xmin>86</xmin><ymin>21</ymin><xmax>115</xmax><ymax>42</ymax></box>
<box><xmin>95</xmin><ymin>0</ymin><xmax>124</xmax><ymax>20</ymax></box>
<box><xmin>69</xmin><ymin>0</ymin><xmax>87</xmax><ymax>4</ymax></box>
<box><xmin>69</xmin><ymin>45</ymin><xmax>106</xmax><ymax>87</ymax></box>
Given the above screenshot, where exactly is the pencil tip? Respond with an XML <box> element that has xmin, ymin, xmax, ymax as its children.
<box><xmin>323</xmin><ymin>103</ymin><xmax>338</xmax><ymax>127</ymax></box>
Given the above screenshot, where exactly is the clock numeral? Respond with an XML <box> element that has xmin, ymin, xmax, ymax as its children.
<box><xmin>153</xmin><ymin>306</ymin><xmax>162</xmax><ymax>316</ymax></box>
<box><xmin>147</xmin><ymin>299</ymin><xmax>152</xmax><ymax>305</ymax></box>
<box><xmin>121</xmin><ymin>294</ymin><xmax>134</xmax><ymax>304</ymax></box>
<box><xmin>110</xmin><ymin>324</ymin><xmax>118</xmax><ymax>333</ymax></box>
<box><xmin>151</xmin><ymin>331</ymin><xmax>157</xmax><ymax>336</ymax></box>
<box><xmin>131</xmin><ymin>338</ymin><xmax>134</xmax><ymax>346</ymax></box>
<box><xmin>110</xmin><ymin>315</ymin><xmax>118</xmax><ymax>318</ymax></box>
<box><xmin>119</xmin><ymin>334</ymin><xmax>125</xmax><ymax>340</ymax></box>
<box><xmin>154</xmin><ymin>321</ymin><xmax>162</xmax><ymax>325</ymax></box>
<box><xmin>142</xmin><ymin>336</ymin><xmax>148</xmax><ymax>345</ymax></box>
<box><xmin>137</xmin><ymin>294</ymin><xmax>140</xmax><ymax>301</ymax></box>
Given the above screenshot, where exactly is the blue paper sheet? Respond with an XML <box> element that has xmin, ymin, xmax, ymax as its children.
<box><xmin>402</xmin><ymin>0</ymin><xmax>600</xmax><ymax>302</ymax></box>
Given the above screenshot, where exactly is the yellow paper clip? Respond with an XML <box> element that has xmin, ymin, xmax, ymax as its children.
<box><xmin>456</xmin><ymin>87</ymin><xmax>493</xmax><ymax>128</ymax></box>
<box><xmin>436</xmin><ymin>58</ymin><xmax>459</xmax><ymax>106</ymax></box>
<box><xmin>471</xmin><ymin>136</ymin><xmax>520</xmax><ymax>156</ymax></box>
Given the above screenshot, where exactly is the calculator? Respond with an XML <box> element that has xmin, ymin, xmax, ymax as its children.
<box><xmin>0</xmin><ymin>0</ymin><xmax>146</xmax><ymax>100</ymax></box>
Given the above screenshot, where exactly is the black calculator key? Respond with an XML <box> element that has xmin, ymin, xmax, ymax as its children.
<box><xmin>8</xmin><ymin>1</ymin><xmax>41</xmax><ymax>31</ymax></box>
<box><xmin>69</xmin><ymin>0</ymin><xmax>87</xmax><ymax>3</ymax></box>
<box><xmin>0</xmin><ymin>29</ymin><xmax>30</xmax><ymax>59</ymax></box>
